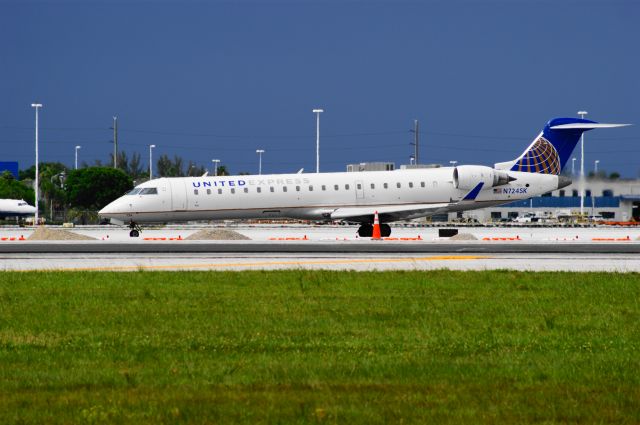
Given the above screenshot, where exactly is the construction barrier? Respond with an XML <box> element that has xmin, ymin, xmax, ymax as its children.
<box><xmin>592</xmin><ymin>236</ymin><xmax>631</xmax><ymax>241</ymax></box>
<box><xmin>0</xmin><ymin>235</ymin><xmax>26</xmax><ymax>241</ymax></box>
<box><xmin>142</xmin><ymin>236</ymin><xmax>184</xmax><ymax>241</ymax></box>
<box><xmin>600</xmin><ymin>221</ymin><xmax>640</xmax><ymax>227</ymax></box>
<box><xmin>482</xmin><ymin>236</ymin><xmax>522</xmax><ymax>241</ymax></box>
<box><xmin>268</xmin><ymin>235</ymin><xmax>309</xmax><ymax>241</ymax></box>
<box><xmin>383</xmin><ymin>236</ymin><xmax>423</xmax><ymax>241</ymax></box>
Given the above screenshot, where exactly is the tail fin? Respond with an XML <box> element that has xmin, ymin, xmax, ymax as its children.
<box><xmin>495</xmin><ymin>118</ymin><xmax>629</xmax><ymax>174</ymax></box>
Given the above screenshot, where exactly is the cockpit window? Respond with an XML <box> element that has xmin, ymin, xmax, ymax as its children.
<box><xmin>127</xmin><ymin>188</ymin><xmax>142</xmax><ymax>195</ymax></box>
<box><xmin>139</xmin><ymin>188</ymin><xmax>158</xmax><ymax>195</ymax></box>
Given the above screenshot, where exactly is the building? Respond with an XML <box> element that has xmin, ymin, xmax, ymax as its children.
<box><xmin>346</xmin><ymin>162</ymin><xmax>395</xmax><ymax>172</ymax></box>
<box><xmin>465</xmin><ymin>177</ymin><xmax>640</xmax><ymax>222</ymax></box>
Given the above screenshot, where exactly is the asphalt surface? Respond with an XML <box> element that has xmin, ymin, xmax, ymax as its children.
<box><xmin>1</xmin><ymin>240</ymin><xmax>640</xmax><ymax>254</ymax></box>
<box><xmin>1</xmin><ymin>225</ymin><xmax>638</xmax><ymax>271</ymax></box>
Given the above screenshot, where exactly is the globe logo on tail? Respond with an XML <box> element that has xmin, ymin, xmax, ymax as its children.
<box><xmin>513</xmin><ymin>137</ymin><xmax>561</xmax><ymax>175</ymax></box>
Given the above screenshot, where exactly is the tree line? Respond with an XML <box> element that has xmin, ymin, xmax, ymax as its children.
<box><xmin>0</xmin><ymin>152</ymin><xmax>234</xmax><ymax>222</ymax></box>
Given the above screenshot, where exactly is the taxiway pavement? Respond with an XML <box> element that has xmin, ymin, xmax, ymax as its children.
<box><xmin>0</xmin><ymin>224</ymin><xmax>638</xmax><ymax>272</ymax></box>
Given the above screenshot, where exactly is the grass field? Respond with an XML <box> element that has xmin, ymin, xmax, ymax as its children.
<box><xmin>0</xmin><ymin>270</ymin><xmax>639</xmax><ymax>424</ymax></box>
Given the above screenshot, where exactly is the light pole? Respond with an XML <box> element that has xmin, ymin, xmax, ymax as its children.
<box><xmin>449</xmin><ymin>160</ymin><xmax>458</xmax><ymax>167</ymax></box>
<box><xmin>75</xmin><ymin>145</ymin><xmax>81</xmax><ymax>170</ymax></box>
<box><xmin>149</xmin><ymin>144</ymin><xmax>156</xmax><ymax>179</ymax></box>
<box><xmin>594</xmin><ymin>160</ymin><xmax>600</xmax><ymax>176</ymax></box>
<box><xmin>256</xmin><ymin>149</ymin><xmax>264</xmax><ymax>175</ymax></box>
<box><xmin>578</xmin><ymin>110</ymin><xmax>588</xmax><ymax>216</ymax></box>
<box><xmin>571</xmin><ymin>157</ymin><xmax>576</xmax><ymax>176</ymax></box>
<box><xmin>313</xmin><ymin>109</ymin><xmax>323</xmax><ymax>173</ymax></box>
<box><xmin>31</xmin><ymin>103</ymin><xmax>42</xmax><ymax>225</ymax></box>
<box><xmin>212</xmin><ymin>159</ymin><xmax>220</xmax><ymax>177</ymax></box>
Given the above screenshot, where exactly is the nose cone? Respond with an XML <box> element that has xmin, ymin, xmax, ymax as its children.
<box><xmin>99</xmin><ymin>198</ymin><xmax>123</xmax><ymax>217</ymax></box>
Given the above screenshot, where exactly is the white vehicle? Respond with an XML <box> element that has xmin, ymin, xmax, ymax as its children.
<box><xmin>0</xmin><ymin>199</ymin><xmax>37</xmax><ymax>219</ymax></box>
<box><xmin>513</xmin><ymin>212</ymin><xmax>538</xmax><ymax>223</ymax></box>
<box><xmin>99</xmin><ymin>118</ymin><xmax>629</xmax><ymax>237</ymax></box>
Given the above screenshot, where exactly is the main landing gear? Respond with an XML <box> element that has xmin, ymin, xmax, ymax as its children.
<box><xmin>128</xmin><ymin>220</ymin><xmax>142</xmax><ymax>238</ymax></box>
<box><xmin>357</xmin><ymin>223</ymin><xmax>391</xmax><ymax>238</ymax></box>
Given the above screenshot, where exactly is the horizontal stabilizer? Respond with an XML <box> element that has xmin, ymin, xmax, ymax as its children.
<box><xmin>550</xmin><ymin>123</ymin><xmax>631</xmax><ymax>130</ymax></box>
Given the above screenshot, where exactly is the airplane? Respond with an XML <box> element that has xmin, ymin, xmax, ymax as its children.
<box><xmin>99</xmin><ymin>117</ymin><xmax>629</xmax><ymax>237</ymax></box>
<box><xmin>0</xmin><ymin>199</ymin><xmax>37</xmax><ymax>219</ymax></box>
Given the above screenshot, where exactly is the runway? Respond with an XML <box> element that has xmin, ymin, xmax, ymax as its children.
<box><xmin>1</xmin><ymin>224</ymin><xmax>638</xmax><ymax>271</ymax></box>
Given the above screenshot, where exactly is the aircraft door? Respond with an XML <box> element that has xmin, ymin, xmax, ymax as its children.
<box><xmin>355</xmin><ymin>180</ymin><xmax>365</xmax><ymax>202</ymax></box>
<box><xmin>169</xmin><ymin>179</ymin><xmax>188</xmax><ymax>210</ymax></box>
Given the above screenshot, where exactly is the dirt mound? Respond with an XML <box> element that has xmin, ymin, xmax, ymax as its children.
<box><xmin>28</xmin><ymin>227</ymin><xmax>96</xmax><ymax>241</ymax></box>
<box><xmin>185</xmin><ymin>229</ymin><xmax>250</xmax><ymax>240</ymax></box>
<box><xmin>449</xmin><ymin>233</ymin><xmax>478</xmax><ymax>241</ymax></box>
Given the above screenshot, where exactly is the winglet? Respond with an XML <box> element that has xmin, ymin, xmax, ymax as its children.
<box><xmin>463</xmin><ymin>182</ymin><xmax>484</xmax><ymax>201</ymax></box>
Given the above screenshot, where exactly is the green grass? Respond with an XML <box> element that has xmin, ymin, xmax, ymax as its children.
<box><xmin>0</xmin><ymin>270</ymin><xmax>639</xmax><ymax>424</ymax></box>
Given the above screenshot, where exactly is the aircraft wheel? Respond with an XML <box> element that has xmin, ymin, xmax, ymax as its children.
<box><xmin>357</xmin><ymin>223</ymin><xmax>373</xmax><ymax>237</ymax></box>
<box><xmin>129</xmin><ymin>229</ymin><xmax>140</xmax><ymax>238</ymax></box>
<box><xmin>380</xmin><ymin>224</ymin><xmax>391</xmax><ymax>237</ymax></box>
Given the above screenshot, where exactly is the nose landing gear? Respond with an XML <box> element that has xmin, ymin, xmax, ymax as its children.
<box><xmin>128</xmin><ymin>220</ymin><xmax>142</xmax><ymax>238</ymax></box>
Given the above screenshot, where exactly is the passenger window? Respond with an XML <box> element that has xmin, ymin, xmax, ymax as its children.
<box><xmin>194</xmin><ymin>189</ymin><xmax>199</xmax><ymax>195</ymax></box>
<box><xmin>396</xmin><ymin>183</ymin><xmax>401</xmax><ymax>188</ymax></box>
<box><xmin>218</xmin><ymin>189</ymin><xmax>222</xmax><ymax>194</ymax></box>
<box><xmin>296</xmin><ymin>186</ymin><xmax>300</xmax><ymax>191</ymax></box>
<box><xmin>206</xmin><ymin>189</ymin><xmax>211</xmax><ymax>195</ymax></box>
<box><xmin>409</xmin><ymin>182</ymin><xmax>413</xmax><ymax>188</ymax></box>
<box><xmin>309</xmin><ymin>185</ymin><xmax>314</xmax><ymax>191</ymax></box>
<box><xmin>421</xmin><ymin>182</ymin><xmax>425</xmax><ymax>188</ymax></box>
<box><xmin>370</xmin><ymin>183</ymin><xmax>375</xmax><ymax>189</ymax></box>
<box><xmin>334</xmin><ymin>185</ymin><xmax>339</xmax><ymax>191</ymax></box>
<box><xmin>345</xmin><ymin>184</ymin><xmax>350</xmax><ymax>190</ymax></box>
<box><xmin>357</xmin><ymin>184</ymin><xmax>362</xmax><ymax>190</ymax></box>
<box><xmin>322</xmin><ymin>185</ymin><xmax>326</xmax><ymax>191</ymax></box>
<box><xmin>270</xmin><ymin>187</ymin><xmax>275</xmax><ymax>192</ymax></box>
<box><xmin>244</xmin><ymin>188</ymin><xmax>248</xmax><ymax>193</ymax></box>
<box><xmin>230</xmin><ymin>188</ymin><xmax>235</xmax><ymax>194</ymax></box>
<box><xmin>283</xmin><ymin>186</ymin><xmax>288</xmax><ymax>192</ymax></box>
<box><xmin>257</xmin><ymin>187</ymin><xmax>262</xmax><ymax>193</ymax></box>
<box><xmin>383</xmin><ymin>183</ymin><xmax>388</xmax><ymax>189</ymax></box>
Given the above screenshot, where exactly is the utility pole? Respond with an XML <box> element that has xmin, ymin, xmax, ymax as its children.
<box><xmin>313</xmin><ymin>109</ymin><xmax>323</xmax><ymax>173</ymax></box>
<box><xmin>409</xmin><ymin>119</ymin><xmax>420</xmax><ymax>165</ymax></box>
<box><xmin>413</xmin><ymin>119</ymin><xmax>419</xmax><ymax>165</ymax></box>
<box><xmin>112</xmin><ymin>116</ymin><xmax>118</xmax><ymax>168</ymax></box>
<box><xmin>578</xmin><ymin>110</ymin><xmax>588</xmax><ymax>216</ymax></box>
<box><xmin>31</xmin><ymin>103</ymin><xmax>43</xmax><ymax>225</ymax></box>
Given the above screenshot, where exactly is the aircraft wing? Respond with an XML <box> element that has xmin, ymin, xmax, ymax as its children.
<box><xmin>330</xmin><ymin>203</ymin><xmax>453</xmax><ymax>223</ymax></box>
<box><xmin>330</xmin><ymin>182</ymin><xmax>486</xmax><ymax>222</ymax></box>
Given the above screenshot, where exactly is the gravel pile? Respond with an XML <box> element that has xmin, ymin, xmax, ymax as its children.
<box><xmin>449</xmin><ymin>233</ymin><xmax>478</xmax><ymax>241</ymax></box>
<box><xmin>185</xmin><ymin>229</ymin><xmax>250</xmax><ymax>240</ymax></box>
<box><xmin>28</xmin><ymin>227</ymin><xmax>96</xmax><ymax>241</ymax></box>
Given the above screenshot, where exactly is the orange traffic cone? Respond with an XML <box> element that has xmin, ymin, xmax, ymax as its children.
<box><xmin>372</xmin><ymin>211</ymin><xmax>381</xmax><ymax>240</ymax></box>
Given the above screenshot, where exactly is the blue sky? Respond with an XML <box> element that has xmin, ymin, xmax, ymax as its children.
<box><xmin>1</xmin><ymin>0</ymin><xmax>638</xmax><ymax>177</ymax></box>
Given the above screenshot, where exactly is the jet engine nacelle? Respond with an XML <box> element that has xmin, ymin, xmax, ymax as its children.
<box><xmin>453</xmin><ymin>165</ymin><xmax>512</xmax><ymax>190</ymax></box>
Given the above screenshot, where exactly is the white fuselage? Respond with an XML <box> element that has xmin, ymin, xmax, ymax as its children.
<box><xmin>0</xmin><ymin>199</ymin><xmax>37</xmax><ymax>219</ymax></box>
<box><xmin>99</xmin><ymin>167</ymin><xmax>562</xmax><ymax>224</ymax></box>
